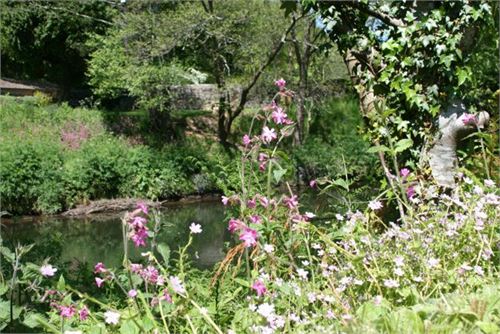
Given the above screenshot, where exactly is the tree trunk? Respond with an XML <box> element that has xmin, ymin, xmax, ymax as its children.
<box><xmin>428</xmin><ymin>101</ymin><xmax>489</xmax><ymax>187</ymax></box>
<box><xmin>217</xmin><ymin>90</ymin><xmax>231</xmax><ymax>148</ymax></box>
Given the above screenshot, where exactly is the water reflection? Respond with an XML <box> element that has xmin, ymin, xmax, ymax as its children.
<box><xmin>2</xmin><ymin>201</ymin><xmax>228</xmax><ymax>270</ymax></box>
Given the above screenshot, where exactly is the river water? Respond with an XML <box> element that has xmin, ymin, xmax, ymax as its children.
<box><xmin>1</xmin><ymin>200</ymin><xmax>228</xmax><ymax>270</ymax></box>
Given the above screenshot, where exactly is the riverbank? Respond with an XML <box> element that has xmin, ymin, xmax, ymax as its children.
<box><xmin>0</xmin><ymin>96</ymin><xmax>239</xmax><ymax>215</ymax></box>
<box><xmin>1</xmin><ymin>193</ymin><xmax>222</xmax><ymax>224</ymax></box>
<box><xmin>1</xmin><ymin>95</ymin><xmax>379</xmax><ymax>216</ymax></box>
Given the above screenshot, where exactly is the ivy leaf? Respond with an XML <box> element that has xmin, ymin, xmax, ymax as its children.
<box><xmin>395</xmin><ymin>138</ymin><xmax>413</xmax><ymax>153</ymax></box>
<box><xmin>280</xmin><ymin>1</ymin><xmax>297</xmax><ymax>16</ymax></box>
<box><xmin>457</xmin><ymin>68</ymin><xmax>469</xmax><ymax>86</ymax></box>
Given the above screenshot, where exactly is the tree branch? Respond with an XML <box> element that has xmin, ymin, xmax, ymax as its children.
<box><xmin>229</xmin><ymin>16</ymin><xmax>299</xmax><ymax>123</ymax></box>
<box><xmin>36</xmin><ymin>4</ymin><xmax>113</xmax><ymax>26</ymax></box>
<box><xmin>346</xmin><ymin>1</ymin><xmax>406</xmax><ymax>28</ymax></box>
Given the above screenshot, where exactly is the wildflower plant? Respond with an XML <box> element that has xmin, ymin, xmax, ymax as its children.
<box><xmin>2</xmin><ymin>79</ymin><xmax>499</xmax><ymax>333</ymax></box>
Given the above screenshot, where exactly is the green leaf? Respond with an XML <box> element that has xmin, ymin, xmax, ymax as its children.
<box><xmin>120</xmin><ymin>319</ymin><xmax>140</xmax><ymax>334</ymax></box>
<box><xmin>0</xmin><ymin>300</ymin><xmax>10</xmax><ymax>321</ymax></box>
<box><xmin>57</xmin><ymin>275</ymin><xmax>66</xmax><ymax>291</ymax></box>
<box><xmin>273</xmin><ymin>168</ymin><xmax>287</xmax><ymax>184</ymax></box>
<box><xmin>280</xmin><ymin>1</ymin><xmax>297</xmax><ymax>16</ymax></box>
<box><xmin>0</xmin><ymin>247</ymin><xmax>14</xmax><ymax>263</ymax></box>
<box><xmin>0</xmin><ymin>283</ymin><xmax>8</xmax><ymax>296</ymax></box>
<box><xmin>332</xmin><ymin>178</ymin><xmax>349</xmax><ymax>191</ymax></box>
<box><xmin>234</xmin><ymin>278</ymin><xmax>250</xmax><ymax>288</ymax></box>
<box><xmin>367</xmin><ymin>145</ymin><xmax>390</xmax><ymax>154</ymax></box>
<box><xmin>157</xmin><ymin>243</ymin><xmax>170</xmax><ymax>265</ymax></box>
<box><xmin>476</xmin><ymin>321</ymin><xmax>500</xmax><ymax>333</ymax></box>
<box><xmin>457</xmin><ymin>68</ymin><xmax>469</xmax><ymax>86</ymax></box>
<box><xmin>394</xmin><ymin>138</ymin><xmax>413</xmax><ymax>153</ymax></box>
<box><xmin>22</xmin><ymin>312</ymin><xmax>42</xmax><ymax>329</ymax></box>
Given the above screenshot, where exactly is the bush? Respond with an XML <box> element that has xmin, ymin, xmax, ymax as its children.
<box><xmin>0</xmin><ymin>139</ymin><xmax>64</xmax><ymax>214</ymax></box>
<box><xmin>0</xmin><ymin>99</ymin><xmax>231</xmax><ymax>214</ymax></box>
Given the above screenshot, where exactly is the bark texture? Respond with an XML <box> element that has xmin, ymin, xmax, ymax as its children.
<box><xmin>428</xmin><ymin>101</ymin><xmax>489</xmax><ymax>187</ymax></box>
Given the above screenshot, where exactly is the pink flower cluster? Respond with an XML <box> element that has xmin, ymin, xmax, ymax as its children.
<box><xmin>94</xmin><ymin>262</ymin><xmax>111</xmax><ymax>288</ymax></box>
<box><xmin>56</xmin><ymin>304</ymin><xmax>89</xmax><ymax>321</ymax></box>
<box><xmin>60</xmin><ymin>123</ymin><xmax>91</xmax><ymax>150</ymax></box>
<box><xmin>462</xmin><ymin>113</ymin><xmax>477</xmax><ymax>125</ymax></box>
<box><xmin>126</xmin><ymin>202</ymin><xmax>150</xmax><ymax>247</ymax></box>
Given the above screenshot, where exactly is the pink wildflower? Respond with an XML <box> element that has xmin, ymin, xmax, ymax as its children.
<box><xmin>130</xmin><ymin>263</ymin><xmax>143</xmax><ymax>273</ymax></box>
<box><xmin>130</xmin><ymin>228</ymin><xmax>148</xmax><ymax>247</ymax></box>
<box><xmin>239</xmin><ymin>228</ymin><xmax>259</xmax><ymax>247</ymax></box>
<box><xmin>309</xmin><ymin>180</ymin><xmax>317</xmax><ymax>188</ymax></box>
<box><xmin>249</xmin><ymin>215</ymin><xmax>262</xmax><ymax>224</ymax></box>
<box><xmin>400</xmin><ymin>168</ymin><xmax>411</xmax><ymax>178</ymax></box>
<box><xmin>252</xmin><ymin>280</ymin><xmax>267</xmax><ymax>296</ymax></box>
<box><xmin>131</xmin><ymin>216</ymin><xmax>147</xmax><ymax>228</ymax></box>
<box><xmin>243</xmin><ymin>134</ymin><xmax>251</xmax><ymax>146</ymax></box>
<box><xmin>59</xmin><ymin>305</ymin><xmax>76</xmax><ymax>319</ymax></box>
<box><xmin>79</xmin><ymin>305</ymin><xmax>89</xmax><ymax>321</ymax></box>
<box><xmin>247</xmin><ymin>198</ymin><xmax>257</xmax><ymax>209</ymax></box>
<box><xmin>283</xmin><ymin>195</ymin><xmax>298</xmax><ymax>209</ymax></box>
<box><xmin>228</xmin><ymin>218</ymin><xmax>243</xmax><ymax>233</ymax></box>
<box><xmin>137</xmin><ymin>202</ymin><xmax>148</xmax><ymax>215</ymax></box>
<box><xmin>275</xmin><ymin>78</ymin><xmax>286</xmax><ymax>90</ymax></box>
<box><xmin>261</xmin><ymin>126</ymin><xmax>277</xmax><ymax>144</ymax></box>
<box><xmin>127</xmin><ymin>289</ymin><xmax>138</xmax><ymax>298</ymax></box>
<box><xmin>406</xmin><ymin>185</ymin><xmax>416</xmax><ymax>199</ymax></box>
<box><xmin>221</xmin><ymin>196</ymin><xmax>230</xmax><ymax>206</ymax></box>
<box><xmin>95</xmin><ymin>277</ymin><xmax>105</xmax><ymax>288</ymax></box>
<box><xmin>271</xmin><ymin>102</ymin><xmax>287</xmax><ymax>125</ymax></box>
<box><xmin>160</xmin><ymin>290</ymin><xmax>172</xmax><ymax>303</ymax></box>
<box><xmin>141</xmin><ymin>266</ymin><xmax>159</xmax><ymax>284</ymax></box>
<box><xmin>259</xmin><ymin>196</ymin><xmax>270</xmax><ymax>208</ymax></box>
<box><xmin>462</xmin><ymin>113</ymin><xmax>477</xmax><ymax>125</ymax></box>
<box><xmin>94</xmin><ymin>262</ymin><xmax>107</xmax><ymax>274</ymax></box>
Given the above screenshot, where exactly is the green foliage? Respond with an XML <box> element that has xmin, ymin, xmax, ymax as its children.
<box><xmin>305</xmin><ymin>1</ymin><xmax>499</xmax><ymax>175</ymax></box>
<box><xmin>0</xmin><ymin>139</ymin><xmax>64</xmax><ymax>214</ymax></box>
<box><xmin>0</xmin><ymin>0</ymin><xmax>116</xmax><ymax>88</ymax></box>
<box><xmin>293</xmin><ymin>96</ymin><xmax>379</xmax><ymax>211</ymax></box>
<box><xmin>0</xmin><ymin>98</ymin><xmax>237</xmax><ymax>214</ymax></box>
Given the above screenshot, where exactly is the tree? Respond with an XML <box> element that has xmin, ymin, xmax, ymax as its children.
<box><xmin>289</xmin><ymin>0</ymin><xmax>498</xmax><ymax>187</ymax></box>
<box><xmin>0</xmin><ymin>0</ymin><xmax>116</xmax><ymax>95</ymax></box>
<box><xmin>87</xmin><ymin>0</ymin><xmax>295</xmax><ymax>146</ymax></box>
<box><xmin>286</xmin><ymin>12</ymin><xmax>325</xmax><ymax>145</ymax></box>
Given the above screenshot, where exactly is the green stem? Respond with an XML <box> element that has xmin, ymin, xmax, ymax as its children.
<box><xmin>189</xmin><ymin>300</ymin><xmax>223</xmax><ymax>334</ymax></box>
<box><xmin>159</xmin><ymin>301</ymin><xmax>171</xmax><ymax>334</ymax></box>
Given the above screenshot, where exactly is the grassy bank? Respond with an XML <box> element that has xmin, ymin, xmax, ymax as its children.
<box><xmin>0</xmin><ymin>96</ymin><xmax>238</xmax><ymax>215</ymax></box>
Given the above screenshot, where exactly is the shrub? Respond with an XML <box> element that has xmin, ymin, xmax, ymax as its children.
<box><xmin>0</xmin><ymin>139</ymin><xmax>64</xmax><ymax>214</ymax></box>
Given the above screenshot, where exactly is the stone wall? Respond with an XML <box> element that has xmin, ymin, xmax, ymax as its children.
<box><xmin>168</xmin><ymin>84</ymin><xmax>242</xmax><ymax>111</ymax></box>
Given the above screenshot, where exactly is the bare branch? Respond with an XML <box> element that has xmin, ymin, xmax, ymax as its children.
<box><xmin>229</xmin><ymin>16</ymin><xmax>300</xmax><ymax>124</ymax></box>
